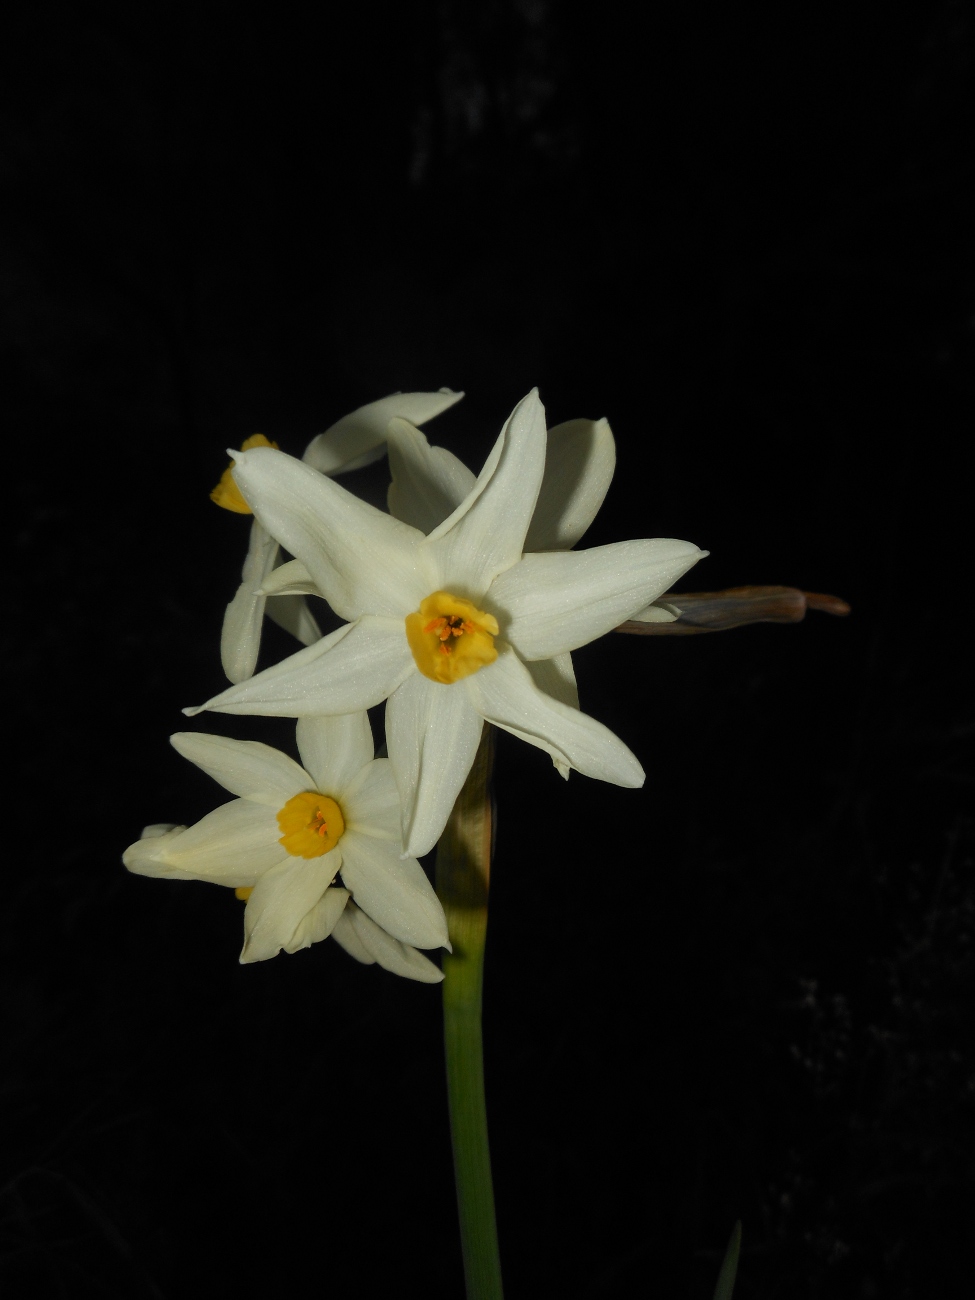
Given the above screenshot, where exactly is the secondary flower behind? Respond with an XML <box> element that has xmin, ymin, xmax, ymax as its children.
<box><xmin>123</xmin><ymin>712</ymin><xmax>449</xmax><ymax>980</ymax></box>
<box><xmin>212</xmin><ymin>390</ymin><xmax>464</xmax><ymax>684</ymax></box>
<box><xmin>186</xmin><ymin>389</ymin><xmax>708</xmax><ymax>859</ymax></box>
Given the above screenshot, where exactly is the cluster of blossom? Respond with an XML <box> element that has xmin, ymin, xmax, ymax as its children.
<box><xmin>123</xmin><ymin>389</ymin><xmax>705</xmax><ymax>980</ymax></box>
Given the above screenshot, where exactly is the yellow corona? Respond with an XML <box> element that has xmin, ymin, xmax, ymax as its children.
<box><xmin>405</xmin><ymin>591</ymin><xmax>499</xmax><ymax>685</ymax></box>
<box><xmin>275</xmin><ymin>792</ymin><xmax>345</xmax><ymax>858</ymax></box>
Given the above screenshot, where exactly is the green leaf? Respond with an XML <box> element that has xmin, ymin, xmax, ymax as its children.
<box><xmin>712</xmin><ymin>1221</ymin><xmax>742</xmax><ymax>1300</ymax></box>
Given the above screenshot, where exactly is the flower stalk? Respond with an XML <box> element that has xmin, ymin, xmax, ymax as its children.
<box><xmin>436</xmin><ymin>724</ymin><xmax>504</xmax><ymax>1300</ymax></box>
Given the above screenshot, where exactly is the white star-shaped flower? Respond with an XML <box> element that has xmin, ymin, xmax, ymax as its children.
<box><xmin>259</xmin><ymin>399</ymin><xmax>682</xmax><ymax>763</ymax></box>
<box><xmin>213</xmin><ymin>389</ymin><xmax>463</xmax><ymax>683</ymax></box>
<box><xmin>187</xmin><ymin>389</ymin><xmax>707</xmax><ymax>858</ymax></box>
<box><xmin>381</xmin><ymin>401</ymin><xmax>683</xmax><ymax>744</ymax></box>
<box><xmin>123</xmin><ymin>713</ymin><xmax>449</xmax><ymax>979</ymax></box>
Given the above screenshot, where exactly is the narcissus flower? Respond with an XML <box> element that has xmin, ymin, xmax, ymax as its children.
<box><xmin>382</xmin><ymin>406</ymin><xmax>680</xmax><ymax>749</ymax></box>
<box><xmin>213</xmin><ymin>390</ymin><xmax>463</xmax><ymax>684</ymax></box>
<box><xmin>261</xmin><ymin>405</ymin><xmax>672</xmax><ymax>773</ymax></box>
<box><xmin>123</xmin><ymin>713</ymin><xmax>449</xmax><ymax>979</ymax></box>
<box><xmin>187</xmin><ymin>389</ymin><xmax>707</xmax><ymax>858</ymax></box>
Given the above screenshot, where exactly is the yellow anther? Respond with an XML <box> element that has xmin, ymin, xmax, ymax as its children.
<box><xmin>406</xmin><ymin>592</ymin><xmax>499</xmax><ymax>684</ymax></box>
<box><xmin>235</xmin><ymin>886</ymin><xmax>253</xmax><ymax>901</ymax></box>
<box><xmin>276</xmin><ymin>792</ymin><xmax>345</xmax><ymax>859</ymax></box>
<box><xmin>210</xmin><ymin>434</ymin><xmax>279</xmax><ymax>514</ymax></box>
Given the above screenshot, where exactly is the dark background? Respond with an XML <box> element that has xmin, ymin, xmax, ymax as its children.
<box><xmin>3</xmin><ymin>3</ymin><xmax>973</xmax><ymax>1297</ymax></box>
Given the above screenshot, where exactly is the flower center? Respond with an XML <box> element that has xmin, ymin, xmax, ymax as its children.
<box><xmin>276</xmin><ymin>792</ymin><xmax>345</xmax><ymax>858</ymax></box>
<box><xmin>405</xmin><ymin>591</ymin><xmax>499</xmax><ymax>685</ymax></box>
<box><xmin>210</xmin><ymin>434</ymin><xmax>279</xmax><ymax>514</ymax></box>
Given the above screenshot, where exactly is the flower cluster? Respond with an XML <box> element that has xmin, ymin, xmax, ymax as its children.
<box><xmin>124</xmin><ymin>387</ymin><xmax>706</xmax><ymax>979</ymax></box>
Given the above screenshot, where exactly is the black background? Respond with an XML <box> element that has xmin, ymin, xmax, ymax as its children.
<box><xmin>4</xmin><ymin>3</ymin><xmax>973</xmax><ymax>1297</ymax></box>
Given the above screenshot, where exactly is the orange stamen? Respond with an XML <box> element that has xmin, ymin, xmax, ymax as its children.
<box><xmin>424</xmin><ymin>614</ymin><xmax>475</xmax><ymax>650</ymax></box>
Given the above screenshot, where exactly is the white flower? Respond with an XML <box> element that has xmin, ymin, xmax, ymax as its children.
<box><xmin>214</xmin><ymin>390</ymin><xmax>464</xmax><ymax>684</ymax></box>
<box><xmin>186</xmin><ymin>389</ymin><xmax>707</xmax><ymax>858</ymax></box>
<box><xmin>122</xmin><ymin>713</ymin><xmax>449</xmax><ymax>980</ymax></box>
<box><xmin>259</xmin><ymin>406</ymin><xmax>670</xmax><ymax>766</ymax></box>
<box><xmin>383</xmin><ymin>407</ymin><xmax>687</xmax><ymax>733</ymax></box>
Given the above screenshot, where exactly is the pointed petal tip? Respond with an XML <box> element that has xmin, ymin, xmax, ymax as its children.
<box><xmin>182</xmin><ymin>705</ymin><xmax>204</xmax><ymax>717</ymax></box>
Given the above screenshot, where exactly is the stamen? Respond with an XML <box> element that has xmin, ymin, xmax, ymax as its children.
<box><xmin>423</xmin><ymin>614</ymin><xmax>477</xmax><ymax>646</ymax></box>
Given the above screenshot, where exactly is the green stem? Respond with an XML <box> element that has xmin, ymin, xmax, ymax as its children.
<box><xmin>435</xmin><ymin>725</ymin><xmax>504</xmax><ymax>1300</ymax></box>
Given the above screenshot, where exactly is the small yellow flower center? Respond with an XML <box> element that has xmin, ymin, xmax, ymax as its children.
<box><xmin>210</xmin><ymin>434</ymin><xmax>279</xmax><ymax>514</ymax></box>
<box><xmin>405</xmin><ymin>592</ymin><xmax>499</xmax><ymax>685</ymax></box>
<box><xmin>276</xmin><ymin>792</ymin><xmax>345</xmax><ymax>858</ymax></box>
<box><xmin>235</xmin><ymin>887</ymin><xmax>253</xmax><ymax>901</ymax></box>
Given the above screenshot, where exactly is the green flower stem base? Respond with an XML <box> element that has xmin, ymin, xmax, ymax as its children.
<box><xmin>436</xmin><ymin>725</ymin><xmax>504</xmax><ymax>1300</ymax></box>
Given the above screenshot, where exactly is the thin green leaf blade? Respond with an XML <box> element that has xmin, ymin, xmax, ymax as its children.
<box><xmin>712</xmin><ymin>1220</ymin><xmax>742</xmax><ymax>1300</ymax></box>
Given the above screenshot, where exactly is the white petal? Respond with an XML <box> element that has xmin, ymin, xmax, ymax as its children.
<box><xmin>230</xmin><ymin>446</ymin><xmax>432</xmax><ymax>621</ymax></box>
<box><xmin>285</xmin><ymin>885</ymin><xmax>350</xmax><ymax>952</ymax></box>
<box><xmin>125</xmin><ymin>800</ymin><xmax>284</xmax><ymax>884</ymax></box>
<box><xmin>466</xmin><ymin>648</ymin><xmax>645</xmax><ymax>788</ymax></box>
<box><xmin>524</xmin><ymin>653</ymin><xmax>579</xmax><ymax>779</ymax></box>
<box><xmin>265</xmin><ymin>594</ymin><xmax>323</xmax><ymax>646</ymax></box>
<box><xmin>345</xmin><ymin>902</ymin><xmax>445</xmax><ymax>983</ymax></box>
<box><xmin>258</xmin><ymin>559</ymin><xmax>319</xmax><ymax>597</ymax></box>
<box><xmin>523</xmin><ymin>417</ymin><xmax>616</xmax><ymax>552</ymax></box>
<box><xmin>489</xmin><ymin>539</ymin><xmax>706</xmax><ymax>661</ymax></box>
<box><xmin>170</xmin><ymin>732</ymin><xmax>312</xmax><ymax>805</ymax></box>
<box><xmin>385</xmin><ymin>672</ymin><xmax>485</xmax><ymax>859</ymax></box>
<box><xmin>123</xmin><ymin>825</ymin><xmax>193</xmax><ymax>879</ymax></box>
<box><xmin>330</xmin><ymin>908</ymin><xmax>376</xmax><ymax>964</ymax></box>
<box><xmin>296</xmin><ymin>712</ymin><xmax>374</xmax><ymax>795</ymax></box>
<box><xmin>240</xmin><ymin>850</ymin><xmax>341</xmax><ymax>962</ymax></box>
<box><xmin>302</xmin><ymin>390</ymin><xmax>464</xmax><ymax>474</ymax></box>
<box><xmin>339</xmin><ymin>830</ymin><xmax>449</xmax><ymax>949</ymax></box>
<box><xmin>386</xmin><ymin>418</ymin><xmax>476</xmax><ymax>533</ymax></box>
<box><xmin>423</xmin><ymin>390</ymin><xmax>547</xmax><ymax>599</ymax></box>
<box><xmin>220</xmin><ymin>522</ymin><xmax>279</xmax><ymax>684</ymax></box>
<box><xmin>185</xmin><ymin>618</ymin><xmax>414</xmax><ymax>719</ymax></box>
<box><xmin>341</xmin><ymin>757</ymin><xmax>401</xmax><ymax>840</ymax></box>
